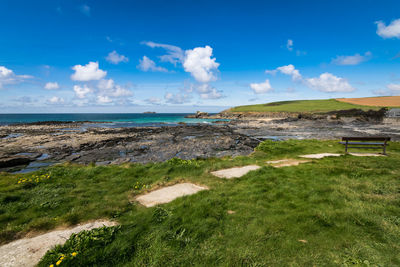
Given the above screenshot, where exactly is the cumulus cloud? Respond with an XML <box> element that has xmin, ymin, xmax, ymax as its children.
<box><xmin>250</xmin><ymin>79</ymin><xmax>273</xmax><ymax>94</ymax></box>
<box><xmin>44</xmin><ymin>82</ymin><xmax>59</xmax><ymax>90</ymax></box>
<box><xmin>376</xmin><ymin>19</ymin><xmax>400</xmax><ymax>38</ymax></box>
<box><xmin>195</xmin><ymin>84</ymin><xmax>224</xmax><ymax>99</ymax></box>
<box><xmin>332</xmin><ymin>52</ymin><xmax>372</xmax><ymax>65</ymax></box>
<box><xmin>286</xmin><ymin>39</ymin><xmax>293</xmax><ymax>51</ymax></box>
<box><xmin>0</xmin><ymin>66</ymin><xmax>32</xmax><ymax>89</ymax></box>
<box><xmin>79</xmin><ymin>4</ymin><xmax>90</xmax><ymax>16</ymax></box>
<box><xmin>73</xmin><ymin>84</ymin><xmax>92</xmax><ymax>98</ymax></box>
<box><xmin>266</xmin><ymin>64</ymin><xmax>302</xmax><ymax>81</ymax></box>
<box><xmin>106</xmin><ymin>51</ymin><xmax>129</xmax><ymax>64</ymax></box>
<box><xmin>97</xmin><ymin>95</ymin><xmax>112</xmax><ymax>104</ymax></box>
<box><xmin>137</xmin><ymin>56</ymin><xmax>168</xmax><ymax>72</ymax></box>
<box><xmin>164</xmin><ymin>92</ymin><xmax>191</xmax><ymax>104</ymax></box>
<box><xmin>306</xmin><ymin>73</ymin><xmax>355</xmax><ymax>93</ymax></box>
<box><xmin>277</xmin><ymin>64</ymin><xmax>302</xmax><ymax>81</ymax></box>
<box><xmin>97</xmin><ymin>79</ymin><xmax>133</xmax><ymax>98</ymax></box>
<box><xmin>48</xmin><ymin>96</ymin><xmax>64</xmax><ymax>104</ymax></box>
<box><xmin>71</xmin><ymin>62</ymin><xmax>107</xmax><ymax>81</ymax></box>
<box><xmin>183</xmin><ymin>46</ymin><xmax>220</xmax><ymax>83</ymax></box>
<box><xmin>142</xmin><ymin>41</ymin><xmax>184</xmax><ymax>65</ymax></box>
<box><xmin>387</xmin><ymin>83</ymin><xmax>400</xmax><ymax>92</ymax></box>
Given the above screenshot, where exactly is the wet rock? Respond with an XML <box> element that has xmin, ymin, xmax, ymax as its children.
<box><xmin>0</xmin><ymin>156</ymin><xmax>32</xmax><ymax>168</ymax></box>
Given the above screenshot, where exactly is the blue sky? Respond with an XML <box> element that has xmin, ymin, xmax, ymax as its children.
<box><xmin>1</xmin><ymin>0</ymin><xmax>400</xmax><ymax>113</ymax></box>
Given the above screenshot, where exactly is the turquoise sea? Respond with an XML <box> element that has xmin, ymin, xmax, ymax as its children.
<box><xmin>0</xmin><ymin>113</ymin><xmax>226</xmax><ymax>127</ymax></box>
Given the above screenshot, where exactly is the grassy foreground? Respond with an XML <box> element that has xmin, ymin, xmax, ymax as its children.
<box><xmin>1</xmin><ymin>140</ymin><xmax>400</xmax><ymax>266</ymax></box>
<box><xmin>229</xmin><ymin>99</ymin><xmax>382</xmax><ymax>113</ymax></box>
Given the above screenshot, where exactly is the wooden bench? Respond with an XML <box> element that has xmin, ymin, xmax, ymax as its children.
<box><xmin>339</xmin><ymin>137</ymin><xmax>391</xmax><ymax>155</ymax></box>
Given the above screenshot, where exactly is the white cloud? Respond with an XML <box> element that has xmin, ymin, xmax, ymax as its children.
<box><xmin>183</xmin><ymin>46</ymin><xmax>220</xmax><ymax>83</ymax></box>
<box><xmin>44</xmin><ymin>82</ymin><xmax>59</xmax><ymax>90</ymax></box>
<box><xmin>97</xmin><ymin>95</ymin><xmax>112</xmax><ymax>104</ymax></box>
<box><xmin>306</xmin><ymin>73</ymin><xmax>355</xmax><ymax>93</ymax></box>
<box><xmin>73</xmin><ymin>84</ymin><xmax>92</xmax><ymax>98</ymax></box>
<box><xmin>48</xmin><ymin>96</ymin><xmax>64</xmax><ymax>104</ymax></box>
<box><xmin>164</xmin><ymin>92</ymin><xmax>191</xmax><ymax>104</ymax></box>
<box><xmin>106</xmin><ymin>51</ymin><xmax>129</xmax><ymax>64</ymax></box>
<box><xmin>0</xmin><ymin>66</ymin><xmax>32</xmax><ymax>89</ymax></box>
<box><xmin>332</xmin><ymin>52</ymin><xmax>372</xmax><ymax>65</ymax></box>
<box><xmin>71</xmin><ymin>62</ymin><xmax>106</xmax><ymax>82</ymax></box>
<box><xmin>266</xmin><ymin>64</ymin><xmax>302</xmax><ymax>81</ymax></box>
<box><xmin>250</xmin><ymin>79</ymin><xmax>273</xmax><ymax>94</ymax></box>
<box><xmin>286</xmin><ymin>39</ymin><xmax>293</xmax><ymax>51</ymax></box>
<box><xmin>277</xmin><ymin>64</ymin><xmax>302</xmax><ymax>81</ymax></box>
<box><xmin>137</xmin><ymin>56</ymin><xmax>168</xmax><ymax>72</ymax></box>
<box><xmin>142</xmin><ymin>41</ymin><xmax>184</xmax><ymax>65</ymax></box>
<box><xmin>194</xmin><ymin>84</ymin><xmax>224</xmax><ymax>99</ymax></box>
<box><xmin>79</xmin><ymin>4</ymin><xmax>90</xmax><ymax>16</ymax></box>
<box><xmin>387</xmin><ymin>83</ymin><xmax>400</xmax><ymax>92</ymax></box>
<box><xmin>376</xmin><ymin>19</ymin><xmax>400</xmax><ymax>38</ymax></box>
<box><xmin>97</xmin><ymin>79</ymin><xmax>133</xmax><ymax>98</ymax></box>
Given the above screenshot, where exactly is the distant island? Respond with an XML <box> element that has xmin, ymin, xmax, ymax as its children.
<box><xmin>143</xmin><ymin>111</ymin><xmax>156</xmax><ymax>114</ymax></box>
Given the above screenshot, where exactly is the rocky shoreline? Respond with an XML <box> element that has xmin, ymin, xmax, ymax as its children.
<box><xmin>1</xmin><ymin>113</ymin><xmax>400</xmax><ymax>173</ymax></box>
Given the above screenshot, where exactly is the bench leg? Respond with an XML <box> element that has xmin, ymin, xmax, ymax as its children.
<box><xmin>345</xmin><ymin>140</ymin><xmax>348</xmax><ymax>153</ymax></box>
<box><xmin>383</xmin><ymin>144</ymin><xmax>387</xmax><ymax>155</ymax></box>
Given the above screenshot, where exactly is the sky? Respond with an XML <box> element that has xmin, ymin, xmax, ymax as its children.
<box><xmin>1</xmin><ymin>0</ymin><xmax>400</xmax><ymax>113</ymax></box>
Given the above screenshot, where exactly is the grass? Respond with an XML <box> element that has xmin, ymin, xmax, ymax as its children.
<box><xmin>1</xmin><ymin>140</ymin><xmax>400</xmax><ymax>266</ymax></box>
<box><xmin>229</xmin><ymin>99</ymin><xmax>384</xmax><ymax>113</ymax></box>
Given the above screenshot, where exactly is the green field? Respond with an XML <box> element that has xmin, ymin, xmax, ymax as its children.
<box><xmin>1</xmin><ymin>140</ymin><xmax>400</xmax><ymax>266</ymax></box>
<box><xmin>229</xmin><ymin>99</ymin><xmax>383</xmax><ymax>113</ymax></box>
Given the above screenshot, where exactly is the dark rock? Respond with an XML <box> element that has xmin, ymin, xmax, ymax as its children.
<box><xmin>0</xmin><ymin>156</ymin><xmax>32</xmax><ymax>168</ymax></box>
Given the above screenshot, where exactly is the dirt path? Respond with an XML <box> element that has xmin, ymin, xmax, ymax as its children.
<box><xmin>0</xmin><ymin>220</ymin><xmax>116</xmax><ymax>267</ymax></box>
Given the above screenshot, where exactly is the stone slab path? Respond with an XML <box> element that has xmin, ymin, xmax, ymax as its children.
<box><xmin>136</xmin><ymin>183</ymin><xmax>208</xmax><ymax>207</ymax></box>
<box><xmin>266</xmin><ymin>159</ymin><xmax>311</xmax><ymax>167</ymax></box>
<box><xmin>0</xmin><ymin>220</ymin><xmax>117</xmax><ymax>267</ymax></box>
<box><xmin>300</xmin><ymin>153</ymin><xmax>342</xmax><ymax>159</ymax></box>
<box><xmin>211</xmin><ymin>165</ymin><xmax>261</xmax><ymax>179</ymax></box>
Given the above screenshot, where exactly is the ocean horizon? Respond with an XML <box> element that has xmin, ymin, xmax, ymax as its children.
<box><xmin>0</xmin><ymin>113</ymin><xmax>223</xmax><ymax>126</ymax></box>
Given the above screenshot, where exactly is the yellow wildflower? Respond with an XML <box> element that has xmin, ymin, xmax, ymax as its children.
<box><xmin>49</xmin><ymin>265</ymin><xmax>54</xmax><ymax>267</ymax></box>
<box><xmin>56</xmin><ymin>260</ymin><xmax>62</xmax><ymax>265</ymax></box>
<box><xmin>71</xmin><ymin>252</ymin><xmax>77</xmax><ymax>257</ymax></box>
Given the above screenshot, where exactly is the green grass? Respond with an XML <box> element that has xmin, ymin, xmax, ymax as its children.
<box><xmin>229</xmin><ymin>99</ymin><xmax>383</xmax><ymax>113</ymax></box>
<box><xmin>1</xmin><ymin>140</ymin><xmax>400</xmax><ymax>266</ymax></box>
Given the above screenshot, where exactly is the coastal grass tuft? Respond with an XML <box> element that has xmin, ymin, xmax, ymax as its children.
<box><xmin>229</xmin><ymin>99</ymin><xmax>384</xmax><ymax>113</ymax></box>
<box><xmin>0</xmin><ymin>140</ymin><xmax>400</xmax><ymax>266</ymax></box>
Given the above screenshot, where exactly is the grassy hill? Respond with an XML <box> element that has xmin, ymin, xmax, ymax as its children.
<box><xmin>1</xmin><ymin>140</ymin><xmax>400</xmax><ymax>266</ymax></box>
<box><xmin>229</xmin><ymin>99</ymin><xmax>383</xmax><ymax>113</ymax></box>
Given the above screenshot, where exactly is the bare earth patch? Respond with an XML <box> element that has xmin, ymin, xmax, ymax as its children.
<box><xmin>0</xmin><ymin>220</ymin><xmax>116</xmax><ymax>267</ymax></box>
<box><xmin>136</xmin><ymin>183</ymin><xmax>208</xmax><ymax>207</ymax></box>
<box><xmin>211</xmin><ymin>165</ymin><xmax>261</xmax><ymax>179</ymax></box>
<box><xmin>300</xmin><ymin>153</ymin><xmax>342</xmax><ymax>159</ymax></box>
<box><xmin>336</xmin><ymin>96</ymin><xmax>400</xmax><ymax>107</ymax></box>
<box><xmin>266</xmin><ymin>159</ymin><xmax>311</xmax><ymax>167</ymax></box>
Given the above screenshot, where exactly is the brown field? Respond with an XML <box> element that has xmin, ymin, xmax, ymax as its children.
<box><xmin>336</xmin><ymin>96</ymin><xmax>400</xmax><ymax>107</ymax></box>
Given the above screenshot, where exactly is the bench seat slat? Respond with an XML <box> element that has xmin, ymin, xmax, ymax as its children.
<box><xmin>342</xmin><ymin>137</ymin><xmax>390</xmax><ymax>141</ymax></box>
<box><xmin>339</xmin><ymin>142</ymin><xmax>387</xmax><ymax>146</ymax></box>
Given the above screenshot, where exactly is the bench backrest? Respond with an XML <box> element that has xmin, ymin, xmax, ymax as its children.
<box><xmin>342</xmin><ymin>137</ymin><xmax>391</xmax><ymax>142</ymax></box>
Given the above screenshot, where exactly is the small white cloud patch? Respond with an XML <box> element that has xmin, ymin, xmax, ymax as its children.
<box><xmin>306</xmin><ymin>73</ymin><xmax>355</xmax><ymax>93</ymax></box>
<box><xmin>376</xmin><ymin>18</ymin><xmax>400</xmax><ymax>39</ymax></box>
<box><xmin>276</xmin><ymin>64</ymin><xmax>302</xmax><ymax>81</ymax></box>
<box><xmin>73</xmin><ymin>84</ymin><xmax>92</xmax><ymax>98</ymax></box>
<box><xmin>48</xmin><ymin>96</ymin><xmax>64</xmax><ymax>104</ymax></box>
<box><xmin>137</xmin><ymin>56</ymin><xmax>168</xmax><ymax>72</ymax></box>
<box><xmin>106</xmin><ymin>51</ymin><xmax>129</xmax><ymax>64</ymax></box>
<box><xmin>0</xmin><ymin>66</ymin><xmax>32</xmax><ymax>89</ymax></box>
<box><xmin>332</xmin><ymin>52</ymin><xmax>372</xmax><ymax>65</ymax></box>
<box><xmin>286</xmin><ymin>39</ymin><xmax>293</xmax><ymax>51</ymax></box>
<box><xmin>44</xmin><ymin>82</ymin><xmax>59</xmax><ymax>90</ymax></box>
<box><xmin>250</xmin><ymin>79</ymin><xmax>273</xmax><ymax>94</ymax></box>
<box><xmin>71</xmin><ymin>62</ymin><xmax>107</xmax><ymax>82</ymax></box>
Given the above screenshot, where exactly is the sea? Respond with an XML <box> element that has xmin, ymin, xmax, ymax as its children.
<box><xmin>0</xmin><ymin>113</ymin><xmax>227</xmax><ymax>127</ymax></box>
